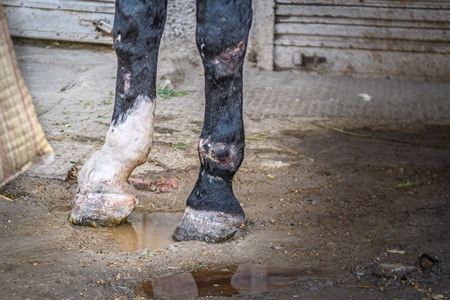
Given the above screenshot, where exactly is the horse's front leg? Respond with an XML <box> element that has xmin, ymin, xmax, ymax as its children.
<box><xmin>173</xmin><ymin>0</ymin><xmax>253</xmax><ymax>242</ymax></box>
<box><xmin>69</xmin><ymin>0</ymin><xmax>167</xmax><ymax>227</ymax></box>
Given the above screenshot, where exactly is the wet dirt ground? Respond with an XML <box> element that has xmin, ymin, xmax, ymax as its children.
<box><xmin>1</xmin><ymin>41</ymin><xmax>450</xmax><ymax>299</ymax></box>
<box><xmin>1</xmin><ymin>120</ymin><xmax>449</xmax><ymax>299</ymax></box>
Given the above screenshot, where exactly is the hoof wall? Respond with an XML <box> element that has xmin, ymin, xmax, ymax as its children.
<box><xmin>172</xmin><ymin>207</ymin><xmax>245</xmax><ymax>243</ymax></box>
<box><xmin>69</xmin><ymin>192</ymin><xmax>136</xmax><ymax>227</ymax></box>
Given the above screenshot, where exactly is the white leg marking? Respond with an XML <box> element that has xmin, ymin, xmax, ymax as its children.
<box><xmin>77</xmin><ymin>95</ymin><xmax>156</xmax><ymax>195</ymax></box>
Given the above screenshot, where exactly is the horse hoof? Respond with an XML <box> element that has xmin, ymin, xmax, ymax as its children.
<box><xmin>172</xmin><ymin>207</ymin><xmax>245</xmax><ymax>243</ymax></box>
<box><xmin>68</xmin><ymin>192</ymin><xmax>137</xmax><ymax>227</ymax></box>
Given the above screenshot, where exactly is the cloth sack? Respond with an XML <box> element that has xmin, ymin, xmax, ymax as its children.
<box><xmin>0</xmin><ymin>5</ymin><xmax>53</xmax><ymax>187</ymax></box>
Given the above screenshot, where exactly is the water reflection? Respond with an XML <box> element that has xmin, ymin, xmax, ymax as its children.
<box><xmin>134</xmin><ymin>266</ymin><xmax>330</xmax><ymax>299</ymax></box>
<box><xmin>52</xmin><ymin>206</ymin><xmax>183</xmax><ymax>252</ymax></box>
<box><xmin>114</xmin><ymin>211</ymin><xmax>183</xmax><ymax>252</ymax></box>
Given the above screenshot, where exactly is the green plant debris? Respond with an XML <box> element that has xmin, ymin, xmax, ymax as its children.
<box><xmin>246</xmin><ymin>137</ymin><xmax>266</xmax><ymax>141</ymax></box>
<box><xmin>157</xmin><ymin>88</ymin><xmax>189</xmax><ymax>100</ymax></box>
<box><xmin>387</xmin><ymin>180</ymin><xmax>431</xmax><ymax>190</ymax></box>
<box><xmin>62</xmin><ymin>122</ymin><xmax>72</xmax><ymax>128</ymax></box>
<box><xmin>97</xmin><ymin>113</ymin><xmax>109</xmax><ymax>118</ymax></box>
<box><xmin>318</xmin><ymin>124</ymin><xmax>371</xmax><ymax>138</ymax></box>
<box><xmin>101</xmin><ymin>98</ymin><xmax>113</xmax><ymax>105</ymax></box>
<box><xmin>195</xmin><ymin>262</ymin><xmax>207</xmax><ymax>272</ymax></box>
<box><xmin>102</xmin><ymin>93</ymin><xmax>114</xmax><ymax>105</ymax></box>
<box><xmin>171</xmin><ymin>144</ymin><xmax>187</xmax><ymax>151</ymax></box>
<box><xmin>37</xmin><ymin>110</ymin><xmax>49</xmax><ymax>117</ymax></box>
<box><xmin>395</xmin><ymin>180</ymin><xmax>416</xmax><ymax>188</ymax></box>
<box><xmin>82</xmin><ymin>100</ymin><xmax>94</xmax><ymax>109</ymax></box>
<box><xmin>1</xmin><ymin>194</ymin><xmax>14</xmax><ymax>202</ymax></box>
<box><xmin>60</xmin><ymin>83</ymin><xmax>75</xmax><ymax>92</ymax></box>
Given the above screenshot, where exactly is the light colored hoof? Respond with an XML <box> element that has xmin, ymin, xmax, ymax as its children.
<box><xmin>68</xmin><ymin>192</ymin><xmax>137</xmax><ymax>227</ymax></box>
<box><xmin>172</xmin><ymin>207</ymin><xmax>245</xmax><ymax>243</ymax></box>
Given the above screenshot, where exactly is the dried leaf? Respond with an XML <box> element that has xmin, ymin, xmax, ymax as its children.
<box><xmin>387</xmin><ymin>249</ymin><xmax>405</xmax><ymax>254</ymax></box>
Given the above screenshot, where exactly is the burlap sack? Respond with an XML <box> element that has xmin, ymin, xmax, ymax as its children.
<box><xmin>0</xmin><ymin>5</ymin><xmax>53</xmax><ymax>187</ymax></box>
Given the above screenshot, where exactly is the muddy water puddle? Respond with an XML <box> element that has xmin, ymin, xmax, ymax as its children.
<box><xmin>134</xmin><ymin>266</ymin><xmax>331</xmax><ymax>299</ymax></box>
<box><xmin>52</xmin><ymin>206</ymin><xmax>183</xmax><ymax>252</ymax></box>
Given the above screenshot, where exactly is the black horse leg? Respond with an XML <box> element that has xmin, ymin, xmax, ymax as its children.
<box><xmin>173</xmin><ymin>0</ymin><xmax>253</xmax><ymax>242</ymax></box>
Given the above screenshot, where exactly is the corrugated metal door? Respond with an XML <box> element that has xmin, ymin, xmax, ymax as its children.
<box><xmin>3</xmin><ymin>0</ymin><xmax>115</xmax><ymax>44</ymax></box>
<box><xmin>274</xmin><ymin>0</ymin><xmax>450</xmax><ymax>80</ymax></box>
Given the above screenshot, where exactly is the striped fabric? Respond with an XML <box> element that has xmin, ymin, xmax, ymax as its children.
<box><xmin>0</xmin><ymin>5</ymin><xmax>53</xmax><ymax>187</ymax></box>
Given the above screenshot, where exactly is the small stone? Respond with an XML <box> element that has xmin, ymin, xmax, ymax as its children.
<box><xmin>167</xmin><ymin>244</ymin><xmax>178</xmax><ymax>252</ymax></box>
<box><xmin>270</xmin><ymin>219</ymin><xmax>276</xmax><ymax>224</ymax></box>
<box><xmin>271</xmin><ymin>244</ymin><xmax>283</xmax><ymax>251</ymax></box>
<box><xmin>373</xmin><ymin>263</ymin><xmax>416</xmax><ymax>279</ymax></box>
<box><xmin>418</xmin><ymin>253</ymin><xmax>439</xmax><ymax>269</ymax></box>
<box><xmin>420</xmin><ymin>257</ymin><xmax>434</xmax><ymax>269</ymax></box>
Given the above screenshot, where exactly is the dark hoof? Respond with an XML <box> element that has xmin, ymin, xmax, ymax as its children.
<box><xmin>172</xmin><ymin>207</ymin><xmax>245</xmax><ymax>243</ymax></box>
<box><xmin>68</xmin><ymin>192</ymin><xmax>137</xmax><ymax>227</ymax></box>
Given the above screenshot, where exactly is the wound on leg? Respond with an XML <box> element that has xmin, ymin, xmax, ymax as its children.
<box><xmin>209</xmin><ymin>41</ymin><xmax>246</xmax><ymax>76</ymax></box>
<box><xmin>199</xmin><ymin>138</ymin><xmax>243</xmax><ymax>177</ymax></box>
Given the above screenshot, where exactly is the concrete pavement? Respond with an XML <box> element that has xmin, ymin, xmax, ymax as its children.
<box><xmin>14</xmin><ymin>43</ymin><xmax>450</xmax><ymax>181</ymax></box>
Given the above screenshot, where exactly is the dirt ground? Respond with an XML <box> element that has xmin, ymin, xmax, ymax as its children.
<box><xmin>1</xmin><ymin>117</ymin><xmax>449</xmax><ymax>299</ymax></box>
<box><xmin>1</xmin><ymin>38</ymin><xmax>450</xmax><ymax>299</ymax></box>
